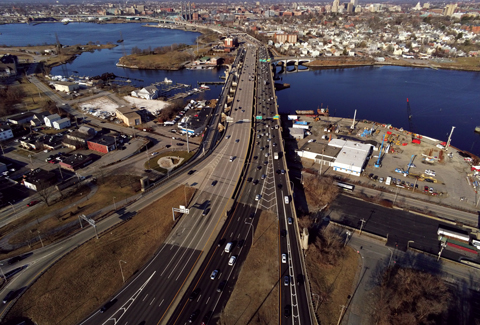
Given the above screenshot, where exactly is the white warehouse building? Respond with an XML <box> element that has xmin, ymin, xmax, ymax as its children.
<box><xmin>330</xmin><ymin>139</ymin><xmax>372</xmax><ymax>176</ymax></box>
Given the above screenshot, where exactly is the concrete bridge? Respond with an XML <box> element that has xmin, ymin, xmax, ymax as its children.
<box><xmin>273</xmin><ymin>56</ymin><xmax>315</xmax><ymax>67</ymax></box>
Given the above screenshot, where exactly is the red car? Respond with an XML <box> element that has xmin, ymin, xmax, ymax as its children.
<box><xmin>27</xmin><ymin>200</ymin><xmax>39</xmax><ymax>207</ymax></box>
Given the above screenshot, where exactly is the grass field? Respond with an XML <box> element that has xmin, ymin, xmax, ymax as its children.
<box><xmin>0</xmin><ymin>174</ymin><xmax>141</xmax><ymax>259</ymax></box>
<box><xmin>219</xmin><ymin>210</ymin><xmax>279</xmax><ymax>325</ymax></box>
<box><xmin>5</xmin><ymin>185</ymin><xmax>195</xmax><ymax>325</ymax></box>
<box><xmin>306</xmin><ymin>245</ymin><xmax>359</xmax><ymax>325</ymax></box>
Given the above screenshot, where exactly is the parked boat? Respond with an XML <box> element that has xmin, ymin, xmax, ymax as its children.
<box><xmin>475</xmin><ymin>126</ymin><xmax>480</xmax><ymax>133</ymax></box>
<box><xmin>164</xmin><ymin>77</ymin><xmax>172</xmax><ymax>84</ymax></box>
<box><xmin>200</xmin><ymin>84</ymin><xmax>210</xmax><ymax>89</ymax></box>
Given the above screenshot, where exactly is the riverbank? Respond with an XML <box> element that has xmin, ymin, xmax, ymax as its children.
<box><xmin>0</xmin><ymin>43</ymin><xmax>118</xmax><ymax>70</ymax></box>
<box><xmin>305</xmin><ymin>56</ymin><xmax>480</xmax><ymax>72</ymax></box>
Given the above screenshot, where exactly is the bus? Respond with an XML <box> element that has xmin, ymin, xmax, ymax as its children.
<box><xmin>335</xmin><ymin>182</ymin><xmax>355</xmax><ymax>192</ymax></box>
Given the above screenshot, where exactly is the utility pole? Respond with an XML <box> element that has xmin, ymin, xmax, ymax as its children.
<box><xmin>359</xmin><ymin>218</ymin><xmax>366</xmax><ymax>235</ymax></box>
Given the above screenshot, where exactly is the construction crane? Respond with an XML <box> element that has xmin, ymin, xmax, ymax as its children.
<box><xmin>404</xmin><ymin>155</ymin><xmax>416</xmax><ymax>176</ymax></box>
<box><xmin>406</xmin><ymin>98</ymin><xmax>415</xmax><ymax>140</ymax></box>
<box><xmin>375</xmin><ymin>134</ymin><xmax>386</xmax><ymax>168</ymax></box>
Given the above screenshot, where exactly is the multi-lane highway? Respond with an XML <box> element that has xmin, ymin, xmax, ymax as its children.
<box><xmin>167</xmin><ymin>46</ymin><xmax>312</xmax><ymax>324</ymax></box>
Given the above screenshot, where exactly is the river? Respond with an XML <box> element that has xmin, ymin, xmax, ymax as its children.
<box><xmin>1</xmin><ymin>22</ymin><xmax>480</xmax><ymax>154</ymax></box>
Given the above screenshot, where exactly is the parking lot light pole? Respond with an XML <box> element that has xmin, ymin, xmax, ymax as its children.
<box><xmin>119</xmin><ymin>260</ymin><xmax>127</xmax><ymax>283</ymax></box>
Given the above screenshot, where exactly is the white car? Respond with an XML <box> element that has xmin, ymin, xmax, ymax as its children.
<box><xmin>228</xmin><ymin>256</ymin><xmax>237</xmax><ymax>266</ymax></box>
<box><xmin>229</xmin><ymin>156</ymin><xmax>235</xmax><ymax>162</ymax></box>
<box><xmin>255</xmin><ymin>194</ymin><xmax>261</xmax><ymax>201</ymax></box>
<box><xmin>282</xmin><ymin>253</ymin><xmax>287</xmax><ymax>264</ymax></box>
<box><xmin>307</xmin><ymin>139</ymin><xmax>315</xmax><ymax>143</ymax></box>
<box><xmin>210</xmin><ymin>269</ymin><xmax>219</xmax><ymax>280</ymax></box>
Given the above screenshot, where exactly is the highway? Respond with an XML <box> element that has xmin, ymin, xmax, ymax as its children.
<box><xmin>167</xmin><ymin>46</ymin><xmax>311</xmax><ymax>324</ymax></box>
<box><xmin>77</xmin><ymin>45</ymin><xmax>259</xmax><ymax>324</ymax></box>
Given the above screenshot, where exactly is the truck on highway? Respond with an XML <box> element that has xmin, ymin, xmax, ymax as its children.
<box><xmin>274</xmin><ymin>152</ymin><xmax>279</xmax><ymax>160</ymax></box>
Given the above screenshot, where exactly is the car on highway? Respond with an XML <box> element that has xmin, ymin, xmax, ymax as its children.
<box><xmin>282</xmin><ymin>253</ymin><xmax>287</xmax><ymax>264</ymax></box>
<box><xmin>287</xmin><ymin>217</ymin><xmax>293</xmax><ymax>225</ymax></box>
<box><xmin>228</xmin><ymin>256</ymin><xmax>237</xmax><ymax>266</ymax></box>
<box><xmin>188</xmin><ymin>170</ymin><xmax>195</xmax><ymax>175</ymax></box>
<box><xmin>189</xmin><ymin>288</ymin><xmax>201</xmax><ymax>301</ymax></box>
<box><xmin>27</xmin><ymin>200</ymin><xmax>39</xmax><ymax>207</ymax></box>
<box><xmin>261</xmin><ymin>174</ymin><xmax>266</xmax><ymax>179</ymax></box>
<box><xmin>255</xmin><ymin>194</ymin><xmax>261</xmax><ymax>201</ymax></box>
<box><xmin>201</xmin><ymin>311</ymin><xmax>213</xmax><ymax>325</ymax></box>
<box><xmin>217</xmin><ymin>239</ymin><xmax>226</xmax><ymax>247</ymax></box>
<box><xmin>210</xmin><ymin>269</ymin><xmax>219</xmax><ymax>280</ymax></box>
<box><xmin>253</xmin><ymin>179</ymin><xmax>259</xmax><ymax>185</ymax></box>
<box><xmin>297</xmin><ymin>274</ymin><xmax>304</xmax><ymax>285</ymax></box>
<box><xmin>151</xmin><ymin>152</ymin><xmax>159</xmax><ymax>156</ymax></box>
<box><xmin>99</xmin><ymin>299</ymin><xmax>116</xmax><ymax>313</ymax></box>
<box><xmin>3</xmin><ymin>290</ymin><xmax>16</xmax><ymax>304</ymax></box>
<box><xmin>217</xmin><ymin>280</ymin><xmax>227</xmax><ymax>293</ymax></box>
<box><xmin>283</xmin><ymin>275</ymin><xmax>289</xmax><ymax>286</ymax></box>
<box><xmin>235</xmin><ymin>139</ymin><xmax>240</xmax><ymax>143</ymax></box>
<box><xmin>281</xmin><ymin>170</ymin><xmax>286</xmax><ymax>174</ymax></box>
<box><xmin>212</xmin><ymin>180</ymin><xmax>218</xmax><ymax>186</ymax></box>
<box><xmin>257</xmin><ymin>166</ymin><xmax>262</xmax><ymax>170</ymax></box>
<box><xmin>226</xmin><ymin>135</ymin><xmax>231</xmax><ymax>139</ymax></box>
<box><xmin>280</xmin><ymin>229</ymin><xmax>287</xmax><ymax>237</ymax></box>
<box><xmin>230</xmin><ymin>156</ymin><xmax>235</xmax><ymax>162</ymax></box>
<box><xmin>188</xmin><ymin>309</ymin><xmax>200</xmax><ymax>323</ymax></box>
<box><xmin>284</xmin><ymin>305</ymin><xmax>291</xmax><ymax>318</ymax></box>
<box><xmin>253</xmin><ymin>156</ymin><xmax>258</xmax><ymax>160</ymax></box>
<box><xmin>247</xmin><ymin>177</ymin><xmax>253</xmax><ymax>182</ymax></box>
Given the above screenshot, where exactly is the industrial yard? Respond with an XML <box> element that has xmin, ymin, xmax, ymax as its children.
<box><xmin>285</xmin><ymin>114</ymin><xmax>480</xmax><ymax>213</ymax></box>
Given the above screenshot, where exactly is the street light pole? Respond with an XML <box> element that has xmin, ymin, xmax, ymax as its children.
<box><xmin>113</xmin><ymin>197</ymin><xmax>117</xmax><ymax>210</ymax></box>
<box><xmin>119</xmin><ymin>260</ymin><xmax>127</xmax><ymax>283</ymax></box>
<box><xmin>184</xmin><ymin>184</ymin><xmax>188</xmax><ymax>206</ymax></box>
<box><xmin>8</xmin><ymin>202</ymin><xmax>16</xmax><ymax>214</ymax></box>
<box><xmin>245</xmin><ymin>220</ymin><xmax>254</xmax><ymax>246</ymax></box>
<box><xmin>37</xmin><ymin>231</ymin><xmax>44</xmax><ymax>248</ymax></box>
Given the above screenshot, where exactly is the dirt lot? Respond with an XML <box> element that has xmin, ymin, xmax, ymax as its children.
<box><xmin>146</xmin><ymin>150</ymin><xmax>195</xmax><ymax>173</ymax></box>
<box><xmin>306</xmin><ymin>244</ymin><xmax>359</xmax><ymax>325</ymax></box>
<box><xmin>0</xmin><ymin>174</ymin><xmax>141</xmax><ymax>259</ymax></box>
<box><xmin>5</xmin><ymin>185</ymin><xmax>195</xmax><ymax>325</ymax></box>
<box><xmin>219</xmin><ymin>211</ymin><xmax>279</xmax><ymax>324</ymax></box>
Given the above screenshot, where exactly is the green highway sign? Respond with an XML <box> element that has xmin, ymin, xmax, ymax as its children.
<box><xmin>255</xmin><ymin>116</ymin><xmax>263</xmax><ymax>120</ymax></box>
<box><xmin>273</xmin><ymin>115</ymin><xmax>280</xmax><ymax>120</ymax></box>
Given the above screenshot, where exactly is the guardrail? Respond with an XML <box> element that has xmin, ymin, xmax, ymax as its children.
<box><xmin>269</xmin><ymin>54</ymin><xmax>317</xmax><ymax>325</ymax></box>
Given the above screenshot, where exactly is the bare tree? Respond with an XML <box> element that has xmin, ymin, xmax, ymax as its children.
<box><xmin>303</xmin><ymin>175</ymin><xmax>339</xmax><ymax>214</ymax></box>
<box><xmin>37</xmin><ymin>184</ymin><xmax>56</xmax><ymax>207</ymax></box>
<box><xmin>372</xmin><ymin>267</ymin><xmax>451</xmax><ymax>325</ymax></box>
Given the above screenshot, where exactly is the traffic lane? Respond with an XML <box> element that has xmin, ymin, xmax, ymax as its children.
<box><xmin>328</xmin><ymin>195</ymin><xmax>452</xmax><ymax>254</ymax></box>
<box><xmin>168</xmin><ymin>204</ymin><xmax>257</xmax><ymax>324</ymax></box>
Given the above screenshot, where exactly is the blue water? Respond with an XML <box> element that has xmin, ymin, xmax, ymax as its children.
<box><xmin>1</xmin><ymin>23</ymin><xmax>480</xmax><ymax>154</ymax></box>
<box><xmin>276</xmin><ymin>66</ymin><xmax>480</xmax><ymax>155</ymax></box>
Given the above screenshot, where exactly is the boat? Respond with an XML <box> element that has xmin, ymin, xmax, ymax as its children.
<box><xmin>164</xmin><ymin>77</ymin><xmax>172</xmax><ymax>84</ymax></box>
<box><xmin>117</xmin><ymin>31</ymin><xmax>124</xmax><ymax>43</ymax></box>
<box><xmin>200</xmin><ymin>84</ymin><xmax>210</xmax><ymax>89</ymax></box>
<box><xmin>475</xmin><ymin>126</ymin><xmax>480</xmax><ymax>134</ymax></box>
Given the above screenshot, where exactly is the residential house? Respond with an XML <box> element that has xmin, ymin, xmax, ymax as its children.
<box><xmin>0</xmin><ymin>54</ymin><xmax>18</xmax><ymax>77</ymax></box>
<box><xmin>7</xmin><ymin>112</ymin><xmax>35</xmax><ymax>125</ymax></box>
<box><xmin>30</xmin><ymin>112</ymin><xmax>50</xmax><ymax>127</ymax></box>
<box><xmin>52</xmin><ymin>117</ymin><xmax>71</xmax><ymax>130</ymax></box>
<box><xmin>0</xmin><ymin>127</ymin><xmax>13</xmax><ymax>141</ymax></box>
<box><xmin>44</xmin><ymin>114</ymin><xmax>61</xmax><ymax>128</ymax></box>
<box><xmin>131</xmin><ymin>85</ymin><xmax>159</xmax><ymax>100</ymax></box>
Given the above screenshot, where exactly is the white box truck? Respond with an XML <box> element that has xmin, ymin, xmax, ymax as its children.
<box><xmin>385</xmin><ymin>176</ymin><xmax>392</xmax><ymax>185</ymax></box>
<box><xmin>274</xmin><ymin>152</ymin><xmax>279</xmax><ymax>160</ymax></box>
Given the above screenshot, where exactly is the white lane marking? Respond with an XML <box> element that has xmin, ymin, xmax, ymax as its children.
<box><xmin>142</xmin><ymin>294</ymin><xmax>148</xmax><ymax>302</ymax></box>
<box><xmin>99</xmin><ymin>272</ymin><xmax>156</xmax><ymax>325</ymax></box>
<box><xmin>206</xmin><ymin>296</ymin><xmax>210</xmax><ymax>304</ymax></box>
<box><xmin>158</xmin><ymin>299</ymin><xmax>164</xmax><ymax>307</ymax></box>
<box><xmin>150</xmin><ymin>298</ymin><xmax>155</xmax><ymax>306</ymax></box>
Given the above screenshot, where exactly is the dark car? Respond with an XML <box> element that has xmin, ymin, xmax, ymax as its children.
<box><xmin>253</xmin><ymin>180</ymin><xmax>259</xmax><ymax>185</ymax></box>
<box><xmin>257</xmin><ymin>166</ymin><xmax>262</xmax><ymax>170</ymax></box>
<box><xmin>189</xmin><ymin>309</ymin><xmax>200</xmax><ymax>323</ymax></box>
<box><xmin>238</xmin><ymin>239</ymin><xmax>245</xmax><ymax>248</ymax></box>
<box><xmin>100</xmin><ymin>299</ymin><xmax>117</xmax><ymax>313</ymax></box>
<box><xmin>284</xmin><ymin>305</ymin><xmax>291</xmax><ymax>318</ymax></box>
<box><xmin>3</xmin><ymin>290</ymin><xmax>16</xmax><ymax>304</ymax></box>
<box><xmin>201</xmin><ymin>311</ymin><xmax>213</xmax><ymax>325</ymax></box>
<box><xmin>212</xmin><ymin>180</ymin><xmax>218</xmax><ymax>186</ymax></box>
<box><xmin>217</xmin><ymin>280</ymin><xmax>227</xmax><ymax>292</ymax></box>
<box><xmin>217</xmin><ymin>238</ymin><xmax>226</xmax><ymax>247</ymax></box>
<box><xmin>280</xmin><ymin>229</ymin><xmax>287</xmax><ymax>237</ymax></box>
<box><xmin>247</xmin><ymin>177</ymin><xmax>253</xmax><ymax>182</ymax></box>
<box><xmin>187</xmin><ymin>170</ymin><xmax>195</xmax><ymax>175</ymax></box>
<box><xmin>253</xmin><ymin>156</ymin><xmax>258</xmax><ymax>160</ymax></box>
<box><xmin>189</xmin><ymin>288</ymin><xmax>201</xmax><ymax>301</ymax></box>
<box><xmin>296</xmin><ymin>274</ymin><xmax>304</xmax><ymax>285</ymax></box>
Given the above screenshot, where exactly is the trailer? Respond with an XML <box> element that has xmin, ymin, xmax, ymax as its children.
<box><xmin>437</xmin><ymin>226</ymin><xmax>470</xmax><ymax>243</ymax></box>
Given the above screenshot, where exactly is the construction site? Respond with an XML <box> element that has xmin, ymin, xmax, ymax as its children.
<box><xmin>285</xmin><ymin>106</ymin><xmax>480</xmax><ymax>211</ymax></box>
